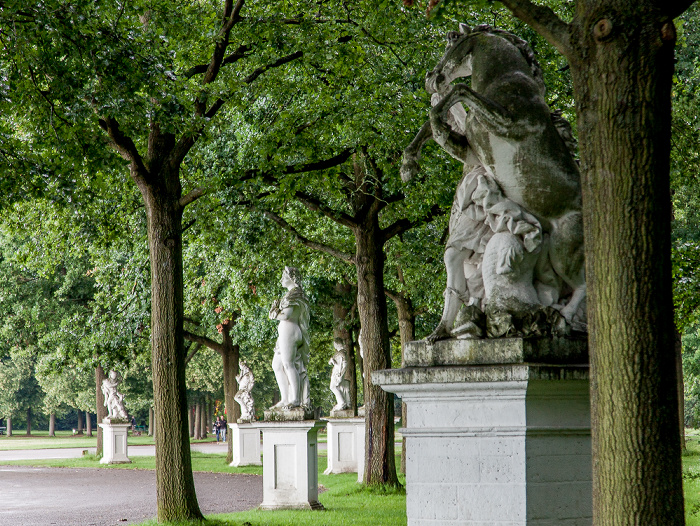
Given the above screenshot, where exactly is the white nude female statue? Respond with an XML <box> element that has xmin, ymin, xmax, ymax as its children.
<box><xmin>269</xmin><ymin>266</ymin><xmax>311</xmax><ymax>409</ymax></box>
<box><xmin>234</xmin><ymin>361</ymin><xmax>256</xmax><ymax>422</ymax></box>
<box><xmin>329</xmin><ymin>339</ymin><xmax>351</xmax><ymax>411</ymax></box>
<box><xmin>102</xmin><ymin>370</ymin><xmax>128</xmax><ymax>421</ymax></box>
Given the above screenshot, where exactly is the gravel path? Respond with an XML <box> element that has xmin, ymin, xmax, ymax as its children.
<box><xmin>0</xmin><ymin>466</ymin><xmax>262</xmax><ymax>525</ymax></box>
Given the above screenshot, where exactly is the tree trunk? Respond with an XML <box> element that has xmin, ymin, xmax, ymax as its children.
<box><xmin>77</xmin><ymin>410</ymin><xmax>83</xmax><ymax>434</ymax></box>
<box><xmin>48</xmin><ymin>413</ymin><xmax>56</xmax><ymax>437</ymax></box>
<box><xmin>188</xmin><ymin>404</ymin><xmax>194</xmax><ymax>437</ymax></box>
<box><xmin>222</xmin><ymin>341</ymin><xmax>240</xmax><ymax>463</ymax></box>
<box><xmin>6</xmin><ymin>416</ymin><xmax>12</xmax><ymax>437</ymax></box>
<box><xmin>141</xmin><ymin>182</ymin><xmax>202</xmax><ymax>521</ymax></box>
<box><xmin>96</xmin><ymin>365</ymin><xmax>107</xmax><ymax>455</ymax></box>
<box><xmin>86</xmin><ymin>412</ymin><xmax>93</xmax><ymax>437</ymax></box>
<box><xmin>570</xmin><ymin>5</ymin><xmax>684</xmax><ymax>522</ymax></box>
<box><xmin>148</xmin><ymin>406</ymin><xmax>154</xmax><ymax>437</ymax></box>
<box><xmin>676</xmin><ymin>327</ymin><xmax>686</xmax><ymax>450</ymax></box>
<box><xmin>354</xmin><ymin>219</ymin><xmax>398</xmax><ymax>487</ymax></box>
<box><xmin>194</xmin><ymin>402</ymin><xmax>201</xmax><ymax>440</ymax></box>
<box><xmin>200</xmin><ymin>399</ymin><xmax>207</xmax><ymax>439</ymax></box>
<box><xmin>333</xmin><ymin>282</ymin><xmax>357</xmax><ymax>413</ymax></box>
<box><xmin>26</xmin><ymin>407</ymin><xmax>31</xmax><ymax>436</ymax></box>
<box><xmin>389</xmin><ymin>292</ymin><xmax>415</xmax><ymax>476</ymax></box>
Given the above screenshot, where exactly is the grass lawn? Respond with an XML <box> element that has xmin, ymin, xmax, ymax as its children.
<box><xmin>685</xmin><ymin>431</ymin><xmax>700</xmax><ymax>525</ymax></box>
<box><xmin>0</xmin><ymin>430</ymin><xmax>218</xmax><ymax>450</ymax></box>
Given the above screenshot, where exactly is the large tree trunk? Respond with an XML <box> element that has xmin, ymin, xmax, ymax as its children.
<box><xmin>141</xmin><ymin>182</ymin><xmax>202</xmax><ymax>522</ymax></box>
<box><xmin>26</xmin><ymin>407</ymin><xmax>31</xmax><ymax>436</ymax></box>
<box><xmin>222</xmin><ymin>341</ymin><xmax>240</xmax><ymax>463</ymax></box>
<box><xmin>388</xmin><ymin>291</ymin><xmax>415</xmax><ymax>476</ymax></box>
<box><xmin>200</xmin><ymin>400</ymin><xmax>207</xmax><ymax>439</ymax></box>
<box><xmin>6</xmin><ymin>416</ymin><xmax>12</xmax><ymax>437</ymax></box>
<box><xmin>86</xmin><ymin>412</ymin><xmax>93</xmax><ymax>437</ymax></box>
<box><xmin>77</xmin><ymin>410</ymin><xmax>83</xmax><ymax>434</ymax></box>
<box><xmin>96</xmin><ymin>365</ymin><xmax>107</xmax><ymax>455</ymax></box>
<box><xmin>354</xmin><ymin>219</ymin><xmax>398</xmax><ymax>487</ymax></box>
<box><xmin>188</xmin><ymin>404</ymin><xmax>194</xmax><ymax>437</ymax></box>
<box><xmin>570</xmin><ymin>5</ymin><xmax>684</xmax><ymax>522</ymax></box>
<box><xmin>48</xmin><ymin>413</ymin><xmax>56</xmax><ymax>437</ymax></box>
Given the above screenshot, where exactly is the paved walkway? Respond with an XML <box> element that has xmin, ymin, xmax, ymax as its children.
<box><xmin>0</xmin><ymin>443</ymin><xmax>262</xmax><ymax>525</ymax></box>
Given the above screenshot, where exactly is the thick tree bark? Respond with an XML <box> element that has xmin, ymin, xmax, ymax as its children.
<box><xmin>86</xmin><ymin>412</ymin><xmax>93</xmax><ymax>437</ymax></box>
<box><xmin>77</xmin><ymin>410</ymin><xmax>83</xmax><ymax>434</ymax></box>
<box><xmin>96</xmin><ymin>365</ymin><xmax>107</xmax><ymax>455</ymax></box>
<box><xmin>568</xmin><ymin>3</ymin><xmax>684</xmax><ymax>522</ymax></box>
<box><xmin>354</xmin><ymin>219</ymin><xmax>398</xmax><ymax>487</ymax></box>
<box><xmin>6</xmin><ymin>416</ymin><xmax>12</xmax><ymax>437</ymax></box>
<box><xmin>48</xmin><ymin>413</ymin><xmax>55</xmax><ymax>437</ymax></box>
<box><xmin>200</xmin><ymin>400</ymin><xmax>207</xmax><ymax>439</ymax></box>
<box><xmin>222</xmin><ymin>342</ymin><xmax>240</xmax><ymax>463</ymax></box>
<box><xmin>141</xmin><ymin>181</ymin><xmax>202</xmax><ymax>522</ymax></box>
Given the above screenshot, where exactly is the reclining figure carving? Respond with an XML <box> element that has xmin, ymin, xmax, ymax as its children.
<box><xmin>403</xmin><ymin>25</ymin><xmax>586</xmax><ymax>340</ymax></box>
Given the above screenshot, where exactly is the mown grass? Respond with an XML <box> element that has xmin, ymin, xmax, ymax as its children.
<box><xmin>685</xmin><ymin>430</ymin><xmax>700</xmax><ymax>525</ymax></box>
<box><xmin>0</xmin><ymin>430</ymin><xmax>218</xmax><ymax>450</ymax></box>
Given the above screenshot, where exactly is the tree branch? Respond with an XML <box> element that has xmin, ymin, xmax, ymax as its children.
<box><xmin>381</xmin><ymin>203</ymin><xmax>444</xmax><ymax>242</ymax></box>
<box><xmin>497</xmin><ymin>0</ymin><xmax>573</xmax><ymax>60</ymax></box>
<box><xmin>183</xmin><ymin>43</ymin><xmax>252</xmax><ymax>79</ymax></box>
<box><xmin>263</xmin><ymin>210</ymin><xmax>355</xmax><ymax>264</ymax></box>
<box><xmin>97</xmin><ymin>116</ymin><xmax>149</xmax><ymax>180</ymax></box>
<box><xmin>243</xmin><ymin>50</ymin><xmax>304</xmax><ymax>84</ymax></box>
<box><xmin>184</xmin><ymin>330</ymin><xmax>224</xmax><ymax>356</ymax></box>
<box><xmin>185</xmin><ymin>342</ymin><xmax>203</xmax><ymax>365</ymax></box>
<box><xmin>178</xmin><ymin>187</ymin><xmax>206</xmax><ymax>210</ymax></box>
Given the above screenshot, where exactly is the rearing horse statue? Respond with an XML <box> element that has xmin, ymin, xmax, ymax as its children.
<box><xmin>403</xmin><ymin>25</ymin><xmax>586</xmax><ymax>340</ymax></box>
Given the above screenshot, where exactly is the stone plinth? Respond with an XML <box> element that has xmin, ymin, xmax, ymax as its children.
<box><xmin>323</xmin><ymin>417</ymin><xmax>365</xmax><ymax>480</ymax></box>
<box><xmin>372</xmin><ymin>337</ymin><xmax>591</xmax><ymax>526</ymax></box>
<box><xmin>264</xmin><ymin>407</ymin><xmax>315</xmax><ymax>422</ymax></box>
<box><xmin>98</xmin><ymin>422</ymin><xmax>131</xmax><ymax>464</ymax></box>
<box><xmin>229</xmin><ymin>423</ymin><xmax>261</xmax><ymax>467</ymax></box>
<box><xmin>329</xmin><ymin>408</ymin><xmax>354</xmax><ymax>418</ymax></box>
<box><xmin>257</xmin><ymin>420</ymin><xmax>325</xmax><ymax>510</ymax></box>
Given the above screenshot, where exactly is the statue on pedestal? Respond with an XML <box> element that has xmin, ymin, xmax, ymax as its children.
<box><xmin>329</xmin><ymin>339</ymin><xmax>351</xmax><ymax>411</ymax></box>
<box><xmin>235</xmin><ymin>361</ymin><xmax>256</xmax><ymax>422</ymax></box>
<box><xmin>269</xmin><ymin>266</ymin><xmax>311</xmax><ymax>410</ymax></box>
<box><xmin>101</xmin><ymin>370</ymin><xmax>128</xmax><ymax>421</ymax></box>
<box><xmin>402</xmin><ymin>25</ymin><xmax>586</xmax><ymax>340</ymax></box>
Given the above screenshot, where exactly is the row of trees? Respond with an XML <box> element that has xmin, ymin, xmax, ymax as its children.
<box><xmin>2</xmin><ymin>0</ymin><xmax>700</xmax><ymax>523</ymax></box>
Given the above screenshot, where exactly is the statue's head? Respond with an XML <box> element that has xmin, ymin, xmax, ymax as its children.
<box><xmin>109</xmin><ymin>370</ymin><xmax>118</xmax><ymax>381</ymax></box>
<box><xmin>333</xmin><ymin>338</ymin><xmax>347</xmax><ymax>352</ymax></box>
<box><xmin>282</xmin><ymin>266</ymin><xmax>303</xmax><ymax>288</ymax></box>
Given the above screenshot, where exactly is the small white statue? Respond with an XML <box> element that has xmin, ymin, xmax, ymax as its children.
<box><xmin>269</xmin><ymin>266</ymin><xmax>311</xmax><ymax>409</ymax></box>
<box><xmin>234</xmin><ymin>361</ymin><xmax>256</xmax><ymax>422</ymax></box>
<box><xmin>329</xmin><ymin>339</ymin><xmax>351</xmax><ymax>411</ymax></box>
<box><xmin>102</xmin><ymin>370</ymin><xmax>128</xmax><ymax>421</ymax></box>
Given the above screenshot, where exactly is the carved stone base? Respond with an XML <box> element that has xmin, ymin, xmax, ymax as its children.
<box><xmin>323</xmin><ymin>417</ymin><xmax>365</xmax><ymax>481</ymax></box>
<box><xmin>329</xmin><ymin>408</ymin><xmax>354</xmax><ymax>418</ymax></box>
<box><xmin>229</xmin><ymin>423</ymin><xmax>261</xmax><ymax>467</ymax></box>
<box><xmin>357</xmin><ymin>406</ymin><xmax>365</xmax><ymax>417</ymax></box>
<box><xmin>264</xmin><ymin>407</ymin><xmax>315</xmax><ymax>422</ymax></box>
<box><xmin>98</xmin><ymin>422</ymin><xmax>131</xmax><ymax>464</ymax></box>
<box><xmin>372</xmin><ymin>337</ymin><xmax>591</xmax><ymax>526</ymax></box>
<box><xmin>257</xmin><ymin>420</ymin><xmax>325</xmax><ymax>510</ymax></box>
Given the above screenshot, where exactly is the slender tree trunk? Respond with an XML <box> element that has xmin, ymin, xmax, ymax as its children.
<box><xmin>676</xmin><ymin>327</ymin><xmax>686</xmax><ymax>450</ymax></box>
<box><xmin>148</xmin><ymin>406</ymin><xmax>154</xmax><ymax>437</ymax></box>
<box><xmin>222</xmin><ymin>341</ymin><xmax>240</xmax><ymax>463</ymax></box>
<box><xmin>389</xmin><ymin>292</ymin><xmax>415</xmax><ymax>476</ymax></box>
<box><xmin>188</xmin><ymin>404</ymin><xmax>194</xmax><ymax>437</ymax></box>
<box><xmin>86</xmin><ymin>412</ymin><xmax>93</xmax><ymax>437</ymax></box>
<box><xmin>48</xmin><ymin>413</ymin><xmax>56</xmax><ymax>437</ymax></box>
<box><xmin>354</xmin><ymin>219</ymin><xmax>398</xmax><ymax>487</ymax></box>
<box><xmin>26</xmin><ymin>407</ymin><xmax>31</xmax><ymax>436</ymax></box>
<box><xmin>77</xmin><ymin>410</ymin><xmax>83</xmax><ymax>434</ymax></box>
<box><xmin>6</xmin><ymin>416</ymin><xmax>12</xmax><ymax>437</ymax></box>
<box><xmin>353</xmin><ymin>327</ymin><xmax>363</xmax><ymax>407</ymax></box>
<box><xmin>194</xmin><ymin>402</ymin><xmax>202</xmax><ymax>440</ymax></box>
<box><xmin>333</xmin><ymin>282</ymin><xmax>357</xmax><ymax>413</ymax></box>
<box><xmin>200</xmin><ymin>399</ymin><xmax>207</xmax><ymax>439</ymax></box>
<box><xmin>141</xmin><ymin>182</ymin><xmax>202</xmax><ymax>521</ymax></box>
<box><xmin>96</xmin><ymin>365</ymin><xmax>107</xmax><ymax>455</ymax></box>
<box><xmin>570</xmin><ymin>5</ymin><xmax>684</xmax><ymax>521</ymax></box>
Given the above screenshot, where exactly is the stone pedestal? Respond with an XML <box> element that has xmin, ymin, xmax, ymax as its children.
<box><xmin>98</xmin><ymin>422</ymin><xmax>131</xmax><ymax>464</ymax></box>
<box><xmin>229</xmin><ymin>423</ymin><xmax>261</xmax><ymax>467</ymax></box>
<box><xmin>323</xmin><ymin>417</ymin><xmax>365</xmax><ymax>479</ymax></box>
<box><xmin>372</xmin><ymin>337</ymin><xmax>591</xmax><ymax>526</ymax></box>
<box><xmin>257</xmin><ymin>420</ymin><xmax>325</xmax><ymax>510</ymax></box>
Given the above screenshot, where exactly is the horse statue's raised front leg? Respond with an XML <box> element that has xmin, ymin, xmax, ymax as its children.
<box><xmin>401</xmin><ymin>120</ymin><xmax>433</xmax><ymax>183</ymax></box>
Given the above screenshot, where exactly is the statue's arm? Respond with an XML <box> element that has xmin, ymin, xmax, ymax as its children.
<box><xmin>434</xmin><ymin>83</ymin><xmax>515</xmax><ymax>136</ymax></box>
<box><xmin>401</xmin><ymin>120</ymin><xmax>434</xmax><ymax>182</ymax></box>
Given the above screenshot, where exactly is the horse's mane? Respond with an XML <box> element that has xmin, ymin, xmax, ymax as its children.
<box><xmin>469</xmin><ymin>25</ymin><xmax>546</xmax><ymax>95</ymax></box>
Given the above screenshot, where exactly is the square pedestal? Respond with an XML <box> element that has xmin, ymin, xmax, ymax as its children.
<box><xmin>323</xmin><ymin>417</ymin><xmax>365</xmax><ymax>478</ymax></box>
<box><xmin>372</xmin><ymin>337</ymin><xmax>591</xmax><ymax>526</ymax></box>
<box><xmin>229</xmin><ymin>423</ymin><xmax>261</xmax><ymax>467</ymax></box>
<box><xmin>98</xmin><ymin>422</ymin><xmax>131</xmax><ymax>464</ymax></box>
<box><xmin>257</xmin><ymin>420</ymin><xmax>325</xmax><ymax>510</ymax></box>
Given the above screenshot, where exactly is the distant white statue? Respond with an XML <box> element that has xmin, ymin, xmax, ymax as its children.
<box><xmin>235</xmin><ymin>361</ymin><xmax>256</xmax><ymax>422</ymax></box>
<box><xmin>269</xmin><ymin>266</ymin><xmax>311</xmax><ymax>409</ymax></box>
<box><xmin>329</xmin><ymin>339</ymin><xmax>351</xmax><ymax>411</ymax></box>
<box><xmin>102</xmin><ymin>370</ymin><xmax>128</xmax><ymax>421</ymax></box>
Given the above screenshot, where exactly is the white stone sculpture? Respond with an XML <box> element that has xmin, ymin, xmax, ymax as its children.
<box><xmin>101</xmin><ymin>370</ymin><xmax>128</xmax><ymax>421</ymax></box>
<box><xmin>234</xmin><ymin>361</ymin><xmax>256</xmax><ymax>422</ymax></box>
<box><xmin>402</xmin><ymin>25</ymin><xmax>586</xmax><ymax>340</ymax></box>
<box><xmin>329</xmin><ymin>339</ymin><xmax>351</xmax><ymax>411</ymax></box>
<box><xmin>269</xmin><ymin>266</ymin><xmax>311</xmax><ymax>409</ymax></box>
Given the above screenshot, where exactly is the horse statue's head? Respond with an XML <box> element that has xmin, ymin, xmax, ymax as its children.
<box><xmin>425</xmin><ymin>24</ymin><xmax>545</xmax><ymax>97</ymax></box>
